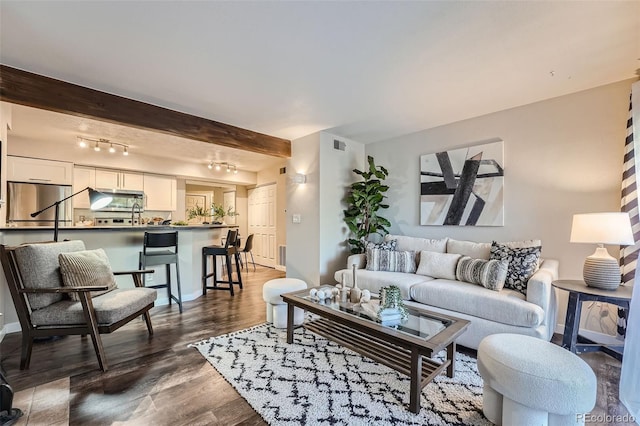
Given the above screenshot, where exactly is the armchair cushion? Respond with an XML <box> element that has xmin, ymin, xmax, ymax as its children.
<box><xmin>14</xmin><ymin>240</ymin><xmax>86</xmax><ymax>310</ymax></box>
<box><xmin>59</xmin><ymin>249</ymin><xmax>117</xmax><ymax>301</ymax></box>
<box><xmin>30</xmin><ymin>287</ymin><xmax>157</xmax><ymax>326</ymax></box>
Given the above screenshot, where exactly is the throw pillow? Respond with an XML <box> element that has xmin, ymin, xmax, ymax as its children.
<box><xmin>366</xmin><ymin>248</ymin><xmax>416</xmax><ymax>273</ymax></box>
<box><xmin>446</xmin><ymin>239</ymin><xmax>491</xmax><ymax>260</ymax></box>
<box><xmin>490</xmin><ymin>242</ymin><xmax>542</xmax><ymax>295</ymax></box>
<box><xmin>365</xmin><ymin>239</ymin><xmax>397</xmax><ymax>251</ymax></box>
<box><xmin>416</xmin><ymin>251</ymin><xmax>462</xmax><ymax>280</ymax></box>
<box><xmin>58</xmin><ymin>249</ymin><xmax>118</xmax><ymax>302</ymax></box>
<box><xmin>455</xmin><ymin>256</ymin><xmax>509</xmax><ymax>291</ymax></box>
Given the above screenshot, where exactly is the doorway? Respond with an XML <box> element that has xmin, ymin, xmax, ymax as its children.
<box><xmin>248</xmin><ymin>184</ymin><xmax>277</xmax><ymax>268</ymax></box>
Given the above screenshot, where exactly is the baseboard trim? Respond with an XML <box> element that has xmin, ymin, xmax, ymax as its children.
<box><xmin>275</xmin><ymin>265</ymin><xmax>286</xmax><ymax>272</ymax></box>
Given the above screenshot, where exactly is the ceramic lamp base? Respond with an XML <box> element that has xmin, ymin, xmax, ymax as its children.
<box><xmin>583</xmin><ymin>247</ymin><xmax>621</xmax><ymax>290</ymax></box>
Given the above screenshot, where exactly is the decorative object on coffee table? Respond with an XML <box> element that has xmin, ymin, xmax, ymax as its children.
<box><xmin>570</xmin><ymin>212</ymin><xmax>634</xmax><ymax>289</ymax></box>
<box><xmin>350</xmin><ymin>264</ymin><xmax>362</xmax><ymax>302</ymax></box>
<box><xmin>378</xmin><ymin>285</ymin><xmax>408</xmax><ymax>322</ymax></box>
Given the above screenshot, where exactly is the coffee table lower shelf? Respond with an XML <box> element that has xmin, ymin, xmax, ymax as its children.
<box><xmin>304</xmin><ymin>317</ymin><xmax>450</xmax><ymax>411</ymax></box>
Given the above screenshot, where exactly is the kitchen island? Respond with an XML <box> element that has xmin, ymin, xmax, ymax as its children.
<box><xmin>0</xmin><ymin>225</ymin><xmax>238</xmax><ymax>331</ymax></box>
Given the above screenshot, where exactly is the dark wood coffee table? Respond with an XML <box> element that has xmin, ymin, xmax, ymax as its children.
<box><xmin>282</xmin><ymin>287</ymin><xmax>470</xmax><ymax>413</ymax></box>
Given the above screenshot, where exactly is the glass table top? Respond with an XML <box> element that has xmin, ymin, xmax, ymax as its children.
<box><xmin>300</xmin><ymin>286</ymin><xmax>451</xmax><ymax>341</ymax></box>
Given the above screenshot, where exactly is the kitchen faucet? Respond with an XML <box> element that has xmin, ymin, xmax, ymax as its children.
<box><xmin>131</xmin><ymin>202</ymin><xmax>142</xmax><ymax>226</ymax></box>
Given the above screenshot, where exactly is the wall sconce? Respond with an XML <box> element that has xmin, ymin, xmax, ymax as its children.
<box><xmin>293</xmin><ymin>173</ymin><xmax>307</xmax><ymax>184</ymax></box>
<box><xmin>208</xmin><ymin>161</ymin><xmax>238</xmax><ymax>174</ymax></box>
<box><xmin>78</xmin><ymin>136</ymin><xmax>129</xmax><ymax>156</ymax></box>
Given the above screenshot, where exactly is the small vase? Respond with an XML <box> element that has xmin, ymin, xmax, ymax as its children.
<box><xmin>350</xmin><ymin>264</ymin><xmax>362</xmax><ymax>303</ymax></box>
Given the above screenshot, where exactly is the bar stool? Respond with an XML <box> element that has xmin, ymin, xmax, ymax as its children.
<box><xmin>139</xmin><ymin>231</ymin><xmax>183</xmax><ymax>313</ymax></box>
<box><xmin>202</xmin><ymin>229</ymin><xmax>243</xmax><ymax>296</ymax></box>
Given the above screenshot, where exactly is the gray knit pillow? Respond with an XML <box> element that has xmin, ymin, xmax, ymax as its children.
<box><xmin>58</xmin><ymin>249</ymin><xmax>117</xmax><ymax>302</ymax></box>
<box><xmin>366</xmin><ymin>248</ymin><xmax>416</xmax><ymax>273</ymax></box>
<box><xmin>456</xmin><ymin>256</ymin><xmax>508</xmax><ymax>291</ymax></box>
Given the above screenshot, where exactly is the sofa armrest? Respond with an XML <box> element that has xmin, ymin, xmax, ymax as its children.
<box><xmin>526</xmin><ymin>259</ymin><xmax>559</xmax><ymax>315</ymax></box>
<box><xmin>347</xmin><ymin>253</ymin><xmax>366</xmax><ymax>269</ymax></box>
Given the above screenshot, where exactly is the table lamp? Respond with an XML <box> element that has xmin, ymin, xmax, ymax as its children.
<box><xmin>570</xmin><ymin>212</ymin><xmax>635</xmax><ymax>290</ymax></box>
<box><xmin>30</xmin><ymin>187</ymin><xmax>112</xmax><ymax>242</ymax></box>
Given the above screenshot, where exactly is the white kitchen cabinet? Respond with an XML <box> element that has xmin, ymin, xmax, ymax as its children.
<box><xmin>144</xmin><ymin>174</ymin><xmax>177</xmax><ymax>211</ymax></box>
<box><xmin>95</xmin><ymin>169</ymin><xmax>143</xmax><ymax>191</ymax></box>
<box><xmin>72</xmin><ymin>166</ymin><xmax>96</xmax><ymax>208</ymax></box>
<box><xmin>7</xmin><ymin>156</ymin><xmax>73</xmax><ymax>185</ymax></box>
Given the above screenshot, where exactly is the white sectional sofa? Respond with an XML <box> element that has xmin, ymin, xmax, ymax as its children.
<box><xmin>334</xmin><ymin>234</ymin><xmax>558</xmax><ymax>350</ymax></box>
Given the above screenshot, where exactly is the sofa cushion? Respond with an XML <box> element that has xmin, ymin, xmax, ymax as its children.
<box><xmin>456</xmin><ymin>256</ymin><xmax>508</xmax><ymax>291</ymax></box>
<box><xmin>490</xmin><ymin>242</ymin><xmax>542</xmax><ymax>295</ymax></box>
<box><xmin>416</xmin><ymin>251</ymin><xmax>461</xmax><ymax>280</ymax></box>
<box><xmin>58</xmin><ymin>249</ymin><xmax>118</xmax><ymax>302</ymax></box>
<box><xmin>410</xmin><ymin>279</ymin><xmax>544</xmax><ymax>327</ymax></box>
<box><xmin>385</xmin><ymin>234</ymin><xmax>447</xmax><ymax>265</ymax></box>
<box><xmin>366</xmin><ymin>249</ymin><xmax>416</xmax><ymax>273</ymax></box>
<box><xmin>14</xmin><ymin>240</ymin><xmax>87</xmax><ymax>310</ymax></box>
<box><xmin>447</xmin><ymin>239</ymin><xmax>492</xmax><ymax>260</ymax></box>
<box><xmin>335</xmin><ymin>268</ymin><xmax>433</xmax><ymax>300</ymax></box>
<box><xmin>30</xmin><ymin>287</ymin><xmax>157</xmax><ymax>326</ymax></box>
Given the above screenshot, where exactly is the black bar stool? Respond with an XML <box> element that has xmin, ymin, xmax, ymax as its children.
<box><xmin>202</xmin><ymin>229</ymin><xmax>243</xmax><ymax>296</ymax></box>
<box><xmin>139</xmin><ymin>231</ymin><xmax>183</xmax><ymax>313</ymax></box>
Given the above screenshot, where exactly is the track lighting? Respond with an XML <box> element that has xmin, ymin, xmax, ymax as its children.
<box><xmin>78</xmin><ymin>136</ymin><xmax>130</xmax><ymax>156</ymax></box>
<box><xmin>208</xmin><ymin>161</ymin><xmax>239</xmax><ymax>174</ymax></box>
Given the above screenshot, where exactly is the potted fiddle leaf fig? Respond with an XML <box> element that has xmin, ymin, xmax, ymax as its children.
<box><xmin>343</xmin><ymin>156</ymin><xmax>390</xmax><ymax>254</ymax></box>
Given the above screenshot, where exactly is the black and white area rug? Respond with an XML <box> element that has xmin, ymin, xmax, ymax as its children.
<box><xmin>190</xmin><ymin>322</ymin><xmax>491</xmax><ymax>426</ymax></box>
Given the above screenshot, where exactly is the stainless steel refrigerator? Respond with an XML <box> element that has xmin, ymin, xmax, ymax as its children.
<box><xmin>7</xmin><ymin>182</ymin><xmax>72</xmax><ymax>227</ymax></box>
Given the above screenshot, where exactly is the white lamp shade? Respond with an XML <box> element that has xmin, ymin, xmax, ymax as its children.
<box><xmin>570</xmin><ymin>212</ymin><xmax>635</xmax><ymax>246</ymax></box>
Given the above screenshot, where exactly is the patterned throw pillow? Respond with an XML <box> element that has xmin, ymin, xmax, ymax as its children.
<box><xmin>366</xmin><ymin>248</ymin><xmax>416</xmax><ymax>273</ymax></box>
<box><xmin>366</xmin><ymin>239</ymin><xmax>397</xmax><ymax>251</ymax></box>
<box><xmin>58</xmin><ymin>249</ymin><xmax>118</xmax><ymax>302</ymax></box>
<box><xmin>455</xmin><ymin>256</ymin><xmax>509</xmax><ymax>291</ymax></box>
<box><xmin>489</xmin><ymin>242</ymin><xmax>541</xmax><ymax>295</ymax></box>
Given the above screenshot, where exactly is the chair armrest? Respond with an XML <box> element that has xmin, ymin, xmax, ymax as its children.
<box><xmin>113</xmin><ymin>270</ymin><xmax>154</xmax><ymax>276</ymax></box>
<box><xmin>526</xmin><ymin>259</ymin><xmax>559</xmax><ymax>315</ymax></box>
<box><xmin>347</xmin><ymin>254</ymin><xmax>366</xmax><ymax>269</ymax></box>
<box><xmin>18</xmin><ymin>285</ymin><xmax>109</xmax><ymax>294</ymax></box>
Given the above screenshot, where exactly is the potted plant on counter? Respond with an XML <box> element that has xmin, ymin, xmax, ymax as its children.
<box><xmin>187</xmin><ymin>205</ymin><xmax>212</xmax><ymax>224</ymax></box>
<box><xmin>211</xmin><ymin>203</ymin><xmax>238</xmax><ymax>225</ymax></box>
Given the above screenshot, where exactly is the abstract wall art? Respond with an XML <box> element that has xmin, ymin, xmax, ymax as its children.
<box><xmin>420</xmin><ymin>140</ymin><xmax>504</xmax><ymax>226</ymax></box>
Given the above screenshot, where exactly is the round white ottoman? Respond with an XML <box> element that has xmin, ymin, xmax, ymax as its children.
<box><xmin>478</xmin><ymin>334</ymin><xmax>596</xmax><ymax>426</ymax></box>
<box><xmin>262</xmin><ymin>278</ymin><xmax>307</xmax><ymax>328</ymax></box>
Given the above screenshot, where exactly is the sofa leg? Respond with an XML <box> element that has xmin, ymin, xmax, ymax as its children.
<box><xmin>482</xmin><ymin>384</ymin><xmax>503</xmax><ymax>425</ymax></box>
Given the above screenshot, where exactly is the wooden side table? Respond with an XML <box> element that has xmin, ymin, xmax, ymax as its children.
<box><xmin>552</xmin><ymin>279</ymin><xmax>633</xmax><ymax>361</ymax></box>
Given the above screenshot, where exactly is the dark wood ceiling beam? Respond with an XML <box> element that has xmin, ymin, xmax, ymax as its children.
<box><xmin>0</xmin><ymin>65</ymin><xmax>291</xmax><ymax>158</ymax></box>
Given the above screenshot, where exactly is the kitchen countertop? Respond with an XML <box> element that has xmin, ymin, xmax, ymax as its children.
<box><xmin>0</xmin><ymin>224</ymin><xmax>238</xmax><ymax>231</ymax></box>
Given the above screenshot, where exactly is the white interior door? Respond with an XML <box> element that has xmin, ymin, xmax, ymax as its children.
<box><xmin>248</xmin><ymin>184</ymin><xmax>277</xmax><ymax>267</ymax></box>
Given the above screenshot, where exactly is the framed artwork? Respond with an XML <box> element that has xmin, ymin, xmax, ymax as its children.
<box><xmin>420</xmin><ymin>140</ymin><xmax>504</xmax><ymax>226</ymax></box>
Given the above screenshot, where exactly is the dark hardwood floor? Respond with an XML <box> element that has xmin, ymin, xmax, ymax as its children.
<box><xmin>0</xmin><ymin>266</ymin><xmax>633</xmax><ymax>425</ymax></box>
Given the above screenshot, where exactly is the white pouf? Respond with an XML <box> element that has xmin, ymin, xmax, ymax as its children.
<box><xmin>262</xmin><ymin>278</ymin><xmax>307</xmax><ymax>328</ymax></box>
<box><xmin>478</xmin><ymin>334</ymin><xmax>597</xmax><ymax>426</ymax></box>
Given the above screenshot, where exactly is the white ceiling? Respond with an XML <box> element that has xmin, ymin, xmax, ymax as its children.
<box><xmin>1</xmin><ymin>1</ymin><xmax>639</xmax><ymax>165</ymax></box>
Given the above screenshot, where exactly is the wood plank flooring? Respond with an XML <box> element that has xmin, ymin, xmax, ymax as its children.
<box><xmin>0</xmin><ymin>266</ymin><xmax>634</xmax><ymax>425</ymax></box>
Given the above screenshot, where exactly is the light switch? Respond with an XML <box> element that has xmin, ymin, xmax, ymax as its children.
<box><xmin>292</xmin><ymin>214</ymin><xmax>301</xmax><ymax>224</ymax></box>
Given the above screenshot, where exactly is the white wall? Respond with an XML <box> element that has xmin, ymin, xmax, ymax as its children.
<box><xmin>287</xmin><ymin>133</ymin><xmax>321</xmax><ymax>283</ymax></box>
<box><xmin>319</xmin><ymin>132</ymin><xmax>365</xmax><ymax>283</ymax></box>
<box><xmin>366</xmin><ymin>78</ymin><xmax>634</xmax><ymax>336</ymax></box>
<box><xmin>287</xmin><ymin>131</ymin><xmax>365</xmax><ymax>284</ymax></box>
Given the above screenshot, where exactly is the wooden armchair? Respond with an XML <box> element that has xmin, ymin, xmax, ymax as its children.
<box><xmin>0</xmin><ymin>240</ymin><xmax>157</xmax><ymax>372</ymax></box>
